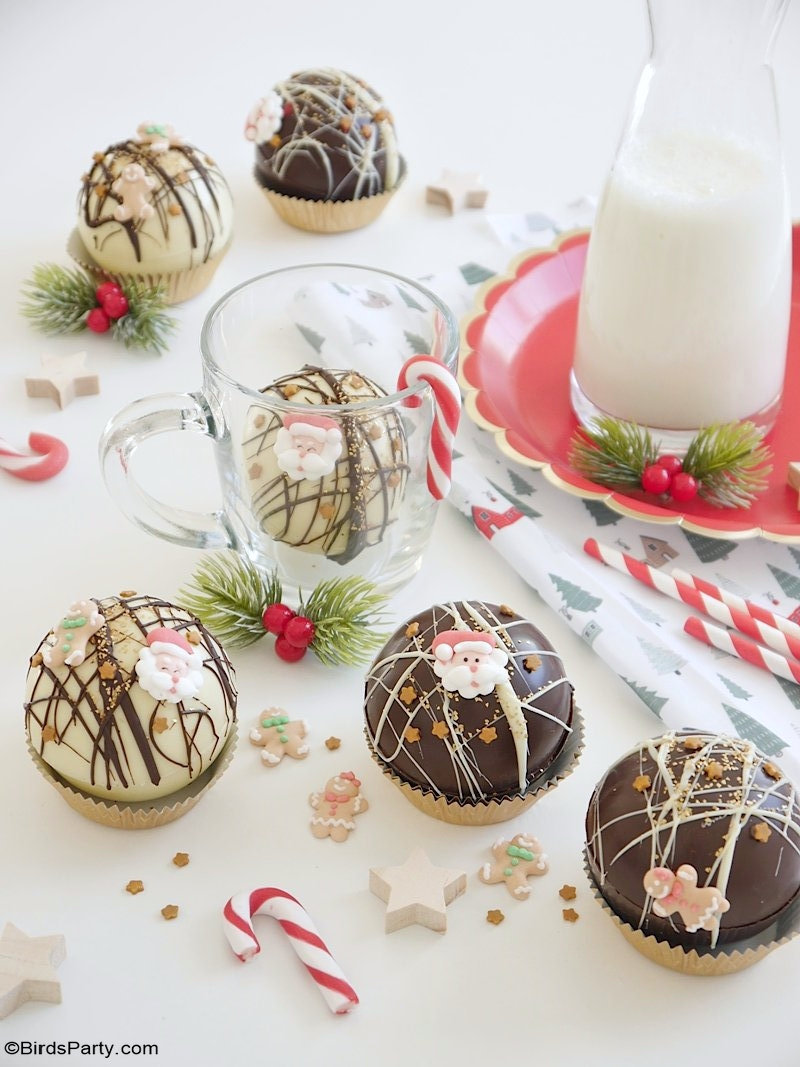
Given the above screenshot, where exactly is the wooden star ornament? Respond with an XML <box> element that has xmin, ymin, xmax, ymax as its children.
<box><xmin>25</xmin><ymin>351</ymin><xmax>99</xmax><ymax>409</ymax></box>
<box><xmin>370</xmin><ymin>849</ymin><xmax>466</xmax><ymax>933</ymax></box>
<box><xmin>0</xmin><ymin>923</ymin><xmax>66</xmax><ymax>1019</ymax></box>
<box><xmin>426</xmin><ymin>170</ymin><xmax>488</xmax><ymax>214</ymax></box>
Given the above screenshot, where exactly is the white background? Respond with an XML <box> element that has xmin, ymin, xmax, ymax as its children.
<box><xmin>2</xmin><ymin>1</ymin><xmax>800</xmax><ymax>1064</ymax></box>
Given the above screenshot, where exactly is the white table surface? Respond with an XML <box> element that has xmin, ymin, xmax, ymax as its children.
<box><xmin>2</xmin><ymin>2</ymin><xmax>800</xmax><ymax>1064</ymax></box>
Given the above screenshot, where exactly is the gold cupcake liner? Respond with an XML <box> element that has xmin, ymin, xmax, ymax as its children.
<box><xmin>259</xmin><ymin>161</ymin><xmax>406</xmax><ymax>234</ymax></box>
<box><xmin>582</xmin><ymin>851</ymin><xmax>800</xmax><ymax>975</ymax></box>
<box><xmin>27</xmin><ymin>725</ymin><xmax>237</xmax><ymax>830</ymax></box>
<box><xmin>67</xmin><ymin>229</ymin><xmax>231</xmax><ymax>305</ymax></box>
<box><xmin>366</xmin><ymin>704</ymin><xmax>584</xmax><ymax>826</ymax></box>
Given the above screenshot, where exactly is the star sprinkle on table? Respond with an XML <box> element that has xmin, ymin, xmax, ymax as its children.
<box><xmin>0</xmin><ymin>923</ymin><xmax>66</xmax><ymax>1019</ymax></box>
<box><xmin>25</xmin><ymin>352</ymin><xmax>99</xmax><ymax>409</ymax></box>
<box><xmin>425</xmin><ymin>170</ymin><xmax>489</xmax><ymax>213</ymax></box>
<box><xmin>369</xmin><ymin>848</ymin><xmax>466</xmax><ymax>933</ymax></box>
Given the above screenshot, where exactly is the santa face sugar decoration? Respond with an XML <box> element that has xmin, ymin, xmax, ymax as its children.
<box><xmin>244</xmin><ymin>366</ymin><xmax>408</xmax><ymax>563</ymax></box>
<box><xmin>24</xmin><ymin>593</ymin><xmax>237</xmax><ymax>803</ymax></box>
<box><xmin>432</xmin><ymin>630</ymin><xmax>509</xmax><ymax>699</ymax></box>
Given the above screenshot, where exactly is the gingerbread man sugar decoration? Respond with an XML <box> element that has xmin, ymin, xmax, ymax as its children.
<box><xmin>249</xmin><ymin>709</ymin><xmax>310</xmax><ymax>766</ymax></box>
<box><xmin>479</xmin><ymin>833</ymin><xmax>549</xmax><ymax>899</ymax></box>
<box><xmin>136</xmin><ymin>122</ymin><xmax>183</xmax><ymax>153</ymax></box>
<box><xmin>112</xmin><ymin>163</ymin><xmax>156</xmax><ymax>222</ymax></box>
<box><xmin>309</xmin><ymin>772</ymin><xmax>368</xmax><ymax>842</ymax></box>
<box><xmin>42</xmin><ymin>599</ymin><xmax>104</xmax><ymax>669</ymax></box>
<box><xmin>643</xmin><ymin>864</ymin><xmax>730</xmax><ymax>934</ymax></box>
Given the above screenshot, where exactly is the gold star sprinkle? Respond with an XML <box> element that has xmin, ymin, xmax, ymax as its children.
<box><xmin>683</xmin><ymin>736</ymin><xmax>704</xmax><ymax>751</ymax></box>
<box><xmin>282</xmin><ymin>384</ymin><xmax>299</xmax><ymax>398</ymax></box>
<box><xmin>168</xmin><ymin>202</ymin><xmax>182</xmax><ymax>216</ymax></box>
<box><xmin>325</xmin><ymin>736</ymin><xmax>341</xmax><ymax>751</ymax></box>
<box><xmin>524</xmin><ymin>655</ymin><xmax>541</xmax><ymax>672</ymax></box>
<box><xmin>399</xmin><ymin>685</ymin><xmax>416</xmax><ymax>705</ymax></box>
<box><xmin>404</xmin><ymin>726</ymin><xmax>421</xmax><ymax>743</ymax></box>
<box><xmin>559</xmin><ymin>885</ymin><xmax>577</xmax><ymax>901</ymax></box>
<box><xmin>172</xmin><ymin>853</ymin><xmax>189</xmax><ymax>868</ymax></box>
<box><xmin>705</xmin><ymin>760</ymin><xmax>724</xmax><ymax>780</ymax></box>
<box><xmin>431</xmin><ymin>721</ymin><xmax>449</xmax><ymax>739</ymax></box>
<box><xmin>31</xmin><ymin>652</ymin><xmax>43</xmax><ymax>667</ymax></box>
<box><xmin>152</xmin><ymin>716</ymin><xmax>170</xmax><ymax>734</ymax></box>
<box><xmin>253</xmin><ymin>414</ymin><xmax>266</xmax><ymax>429</ymax></box>
<box><xmin>161</xmin><ymin>905</ymin><xmax>179</xmax><ymax>921</ymax></box>
<box><xmin>93</xmin><ymin>151</ymin><xmax>105</xmax><ymax>162</ymax></box>
<box><xmin>391</xmin><ymin>437</ymin><xmax>404</xmax><ymax>455</ymax></box>
<box><xmin>387</xmin><ymin>472</ymin><xmax>401</xmax><ymax>488</ymax></box>
<box><xmin>175</xmin><ymin>172</ymin><xmax>188</xmax><ymax>185</ymax></box>
<box><xmin>319</xmin><ymin>503</ymin><xmax>336</xmax><ymax>520</ymax></box>
<box><xmin>478</xmin><ymin>726</ymin><xmax>498</xmax><ymax>744</ymax></box>
<box><xmin>249</xmin><ymin>463</ymin><xmax>262</xmax><ymax>479</ymax></box>
<box><xmin>499</xmin><ymin>604</ymin><xmax>515</xmax><ymax>617</ymax></box>
<box><xmin>562</xmin><ymin>908</ymin><xmax>580</xmax><ymax>923</ymax></box>
<box><xmin>186</xmin><ymin>630</ymin><xmax>201</xmax><ymax>645</ymax></box>
<box><xmin>751</xmin><ymin>822</ymin><xmax>772</xmax><ymax>843</ymax></box>
<box><xmin>632</xmin><ymin>774</ymin><xmax>651</xmax><ymax>793</ymax></box>
<box><xmin>405</xmin><ymin>621</ymin><xmax>419</xmax><ymax>638</ymax></box>
<box><xmin>764</xmin><ymin>762</ymin><xmax>782</xmax><ymax>781</ymax></box>
<box><xmin>95</xmin><ymin>183</ymin><xmax>108</xmax><ymax>198</ymax></box>
<box><xmin>269</xmin><ymin>134</ymin><xmax>281</xmax><ymax>148</ymax></box>
<box><xmin>125</xmin><ymin>880</ymin><xmax>144</xmax><ymax>895</ymax></box>
<box><xmin>99</xmin><ymin>662</ymin><xmax>117</xmax><ymax>680</ymax></box>
<box><xmin>40</xmin><ymin>725</ymin><xmax>57</xmax><ymax>743</ymax></box>
<box><xmin>486</xmin><ymin>909</ymin><xmax>505</xmax><ymax>926</ymax></box>
<box><xmin>119</xmin><ymin>589</ymin><xmax>137</xmax><ymax>598</ymax></box>
<box><xmin>368</xmin><ymin>424</ymin><xmax>383</xmax><ymax>440</ymax></box>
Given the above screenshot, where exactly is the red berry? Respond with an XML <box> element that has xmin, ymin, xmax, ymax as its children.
<box><xmin>275</xmin><ymin>634</ymin><xmax>307</xmax><ymax>662</ymax></box>
<box><xmin>102</xmin><ymin>291</ymin><xmax>129</xmax><ymax>319</ymax></box>
<box><xmin>656</xmin><ymin>454</ymin><xmax>683</xmax><ymax>476</ymax></box>
<box><xmin>95</xmin><ymin>282</ymin><xmax>122</xmax><ymax>303</ymax></box>
<box><xmin>670</xmin><ymin>472</ymin><xmax>699</xmax><ymax>502</ymax></box>
<box><xmin>86</xmin><ymin>307</ymin><xmax>111</xmax><ymax>333</ymax></box>
<box><xmin>641</xmin><ymin>464</ymin><xmax>672</xmax><ymax>495</ymax></box>
<box><xmin>262</xmin><ymin>602</ymin><xmax>295</xmax><ymax>635</ymax></box>
<box><xmin>284</xmin><ymin>615</ymin><xmax>316</xmax><ymax>648</ymax></box>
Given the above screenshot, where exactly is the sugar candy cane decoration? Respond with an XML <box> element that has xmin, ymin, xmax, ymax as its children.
<box><xmin>684</xmin><ymin>616</ymin><xmax>800</xmax><ymax>685</ymax></box>
<box><xmin>397</xmin><ymin>354</ymin><xmax>461</xmax><ymax>500</ymax></box>
<box><xmin>222</xmin><ymin>887</ymin><xmax>359</xmax><ymax>1015</ymax></box>
<box><xmin>0</xmin><ymin>432</ymin><xmax>68</xmax><ymax>482</ymax></box>
<box><xmin>583</xmin><ymin>538</ymin><xmax>800</xmax><ymax>660</ymax></box>
<box><xmin>671</xmin><ymin>567</ymin><xmax>800</xmax><ymax>645</ymax></box>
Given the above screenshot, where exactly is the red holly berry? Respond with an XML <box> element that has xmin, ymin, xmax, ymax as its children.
<box><xmin>275</xmin><ymin>634</ymin><xmax>307</xmax><ymax>662</ymax></box>
<box><xmin>86</xmin><ymin>306</ymin><xmax>111</xmax><ymax>333</ymax></box>
<box><xmin>95</xmin><ymin>282</ymin><xmax>122</xmax><ymax>303</ymax></box>
<box><xmin>641</xmin><ymin>464</ymin><xmax>672</xmax><ymax>495</ymax></box>
<box><xmin>262</xmin><ymin>602</ymin><xmax>295</xmax><ymax>635</ymax></box>
<box><xmin>102</xmin><ymin>291</ymin><xmax>129</xmax><ymax>320</ymax></box>
<box><xmin>284</xmin><ymin>615</ymin><xmax>316</xmax><ymax>649</ymax></box>
<box><xmin>656</xmin><ymin>454</ymin><xmax>683</xmax><ymax>476</ymax></box>
<box><xmin>670</xmin><ymin>471</ymin><xmax>699</xmax><ymax>502</ymax></box>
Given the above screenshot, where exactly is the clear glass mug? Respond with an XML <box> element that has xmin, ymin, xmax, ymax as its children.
<box><xmin>99</xmin><ymin>264</ymin><xmax>459</xmax><ymax>593</ymax></box>
<box><xmin>571</xmin><ymin>0</ymin><xmax>792</xmax><ymax>448</ymax></box>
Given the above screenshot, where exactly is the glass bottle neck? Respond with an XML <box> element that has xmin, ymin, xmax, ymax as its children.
<box><xmin>646</xmin><ymin>0</ymin><xmax>790</xmax><ymax>68</ymax></box>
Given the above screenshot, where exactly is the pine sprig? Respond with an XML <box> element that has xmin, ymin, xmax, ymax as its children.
<box><xmin>683</xmin><ymin>422</ymin><xmax>772</xmax><ymax>508</ymax></box>
<box><xmin>20</xmin><ymin>263</ymin><xmax>96</xmax><ymax>333</ymax></box>
<box><xmin>180</xmin><ymin>553</ymin><xmax>282</xmax><ymax>648</ymax></box>
<box><xmin>569</xmin><ymin>416</ymin><xmax>659</xmax><ymax>487</ymax></box>
<box><xmin>20</xmin><ymin>263</ymin><xmax>177</xmax><ymax>355</ymax></box>
<box><xmin>300</xmin><ymin>577</ymin><xmax>391</xmax><ymax>667</ymax></box>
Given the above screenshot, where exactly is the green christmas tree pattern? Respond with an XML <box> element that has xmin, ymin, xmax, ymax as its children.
<box><xmin>549</xmin><ymin>574</ymin><xmax>602</xmax><ymax>618</ymax></box>
<box><xmin>682</xmin><ymin>529</ymin><xmax>738</xmax><ymax>564</ymax></box>
<box><xmin>621</xmin><ymin>594</ymin><xmax>665</xmax><ymax>627</ymax></box>
<box><xmin>787</xmin><ymin>546</ymin><xmax>800</xmax><ymax>572</ymax></box>
<box><xmin>508</xmin><ymin>469</ymin><xmax>535</xmax><ymax>497</ymax></box>
<box><xmin>722</xmin><ymin>704</ymin><xmax>787</xmax><ymax>757</ymax></box>
<box><xmin>331</xmin><ymin>281</ymin><xmax>350</xmax><ymax>296</ymax></box>
<box><xmin>583</xmin><ymin>499</ymin><xmax>622</xmax><ymax>526</ymax></box>
<box><xmin>487</xmin><ymin>480</ymin><xmax>541</xmax><ymax>520</ymax></box>
<box><xmin>774</xmin><ymin>673</ymin><xmax>800</xmax><ymax>710</ymax></box>
<box><xmin>717</xmin><ymin>674</ymin><xmax>752</xmax><ymax>701</ymax></box>
<box><xmin>622</xmin><ymin>678</ymin><xmax>668</xmax><ymax>718</ymax></box>
<box><xmin>460</xmin><ymin>263</ymin><xmax>496</xmax><ymax>286</ymax></box>
<box><xmin>295</xmin><ymin>322</ymin><xmax>325</xmax><ymax>354</ymax></box>
<box><xmin>395</xmin><ymin>285</ymin><xmax>426</xmax><ymax>312</ymax></box>
<box><xmin>767</xmin><ymin>564</ymin><xmax>800</xmax><ymax>600</ymax></box>
<box><xmin>347</xmin><ymin>316</ymin><xmax>376</xmax><ymax>346</ymax></box>
<box><xmin>637</xmin><ymin>637</ymin><xmax>686</xmax><ymax>675</ymax></box>
<box><xmin>404</xmin><ymin>330</ymin><xmax>429</xmax><ymax>355</ymax></box>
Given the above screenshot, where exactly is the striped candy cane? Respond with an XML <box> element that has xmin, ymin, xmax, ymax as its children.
<box><xmin>397</xmin><ymin>354</ymin><xmax>461</xmax><ymax>500</ymax></box>
<box><xmin>222</xmin><ymin>887</ymin><xmax>359</xmax><ymax>1016</ymax></box>
<box><xmin>0</xmin><ymin>433</ymin><xmax>68</xmax><ymax>482</ymax></box>
<box><xmin>583</xmin><ymin>539</ymin><xmax>800</xmax><ymax>661</ymax></box>
<box><xmin>684</xmin><ymin>616</ymin><xmax>800</xmax><ymax>686</ymax></box>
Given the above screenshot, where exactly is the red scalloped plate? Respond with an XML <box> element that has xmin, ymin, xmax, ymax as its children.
<box><xmin>460</xmin><ymin>225</ymin><xmax>800</xmax><ymax>541</ymax></box>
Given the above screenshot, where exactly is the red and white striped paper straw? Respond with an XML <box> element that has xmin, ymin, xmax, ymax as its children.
<box><xmin>397</xmin><ymin>354</ymin><xmax>461</xmax><ymax>500</ymax></box>
<box><xmin>222</xmin><ymin>887</ymin><xmax>359</xmax><ymax>1016</ymax></box>
<box><xmin>671</xmin><ymin>567</ymin><xmax>800</xmax><ymax>645</ymax></box>
<box><xmin>583</xmin><ymin>539</ymin><xmax>800</xmax><ymax>660</ymax></box>
<box><xmin>684</xmin><ymin>615</ymin><xmax>800</xmax><ymax>685</ymax></box>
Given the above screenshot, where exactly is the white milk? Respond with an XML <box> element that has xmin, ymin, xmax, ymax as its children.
<box><xmin>573</xmin><ymin>132</ymin><xmax>791</xmax><ymax>431</ymax></box>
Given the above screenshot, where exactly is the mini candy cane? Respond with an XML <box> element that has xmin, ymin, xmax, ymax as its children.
<box><xmin>397</xmin><ymin>354</ymin><xmax>461</xmax><ymax>500</ymax></box>
<box><xmin>0</xmin><ymin>433</ymin><xmax>68</xmax><ymax>482</ymax></box>
<box><xmin>222</xmin><ymin>887</ymin><xmax>359</xmax><ymax>1016</ymax></box>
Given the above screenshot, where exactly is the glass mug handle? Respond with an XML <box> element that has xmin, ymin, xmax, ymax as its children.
<box><xmin>99</xmin><ymin>392</ymin><xmax>234</xmax><ymax>550</ymax></box>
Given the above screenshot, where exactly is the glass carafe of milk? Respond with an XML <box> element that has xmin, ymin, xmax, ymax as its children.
<box><xmin>571</xmin><ymin>0</ymin><xmax>792</xmax><ymax>447</ymax></box>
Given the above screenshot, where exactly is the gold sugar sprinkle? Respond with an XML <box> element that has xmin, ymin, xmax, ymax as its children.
<box><xmin>559</xmin><ymin>885</ymin><xmax>577</xmax><ymax>901</ymax></box>
<box><xmin>562</xmin><ymin>908</ymin><xmax>579</xmax><ymax>923</ymax></box>
<box><xmin>172</xmin><ymin>852</ymin><xmax>190</xmax><ymax>868</ymax></box>
<box><xmin>632</xmin><ymin>774</ymin><xmax>651</xmax><ymax>793</ymax></box>
<box><xmin>499</xmin><ymin>605</ymin><xmax>515</xmax><ymax>617</ymax></box>
<box><xmin>126</xmin><ymin>880</ymin><xmax>144</xmax><ymax>895</ymax></box>
<box><xmin>325</xmin><ymin>736</ymin><xmax>341</xmax><ymax>750</ymax></box>
<box><xmin>161</xmin><ymin>905</ymin><xmax>179</xmax><ymax>920</ymax></box>
<box><xmin>405</xmin><ymin>622</ymin><xmax>419</xmax><ymax>638</ymax></box>
<box><xmin>486</xmin><ymin>909</ymin><xmax>505</xmax><ymax>926</ymax></box>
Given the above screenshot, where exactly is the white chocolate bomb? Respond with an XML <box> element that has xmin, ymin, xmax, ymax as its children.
<box><xmin>24</xmin><ymin>593</ymin><xmax>237</xmax><ymax>802</ymax></box>
<box><xmin>244</xmin><ymin>366</ymin><xmax>408</xmax><ymax>562</ymax></box>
